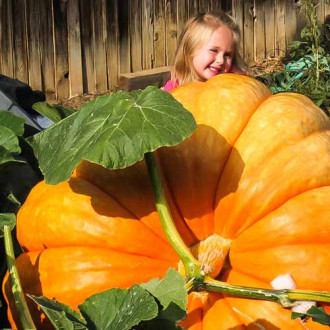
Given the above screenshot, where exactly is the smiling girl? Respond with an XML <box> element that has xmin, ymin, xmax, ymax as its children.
<box><xmin>163</xmin><ymin>12</ymin><xmax>246</xmax><ymax>92</ymax></box>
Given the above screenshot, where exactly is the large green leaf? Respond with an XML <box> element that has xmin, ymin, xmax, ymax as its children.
<box><xmin>32</xmin><ymin>87</ymin><xmax>197</xmax><ymax>184</ymax></box>
<box><xmin>0</xmin><ymin>146</ymin><xmax>16</xmax><ymax>165</ymax></box>
<box><xmin>32</xmin><ymin>102</ymin><xmax>77</xmax><ymax>123</ymax></box>
<box><xmin>0</xmin><ymin>112</ymin><xmax>24</xmax><ymax>165</ymax></box>
<box><xmin>141</xmin><ymin>268</ymin><xmax>187</xmax><ymax>311</ymax></box>
<box><xmin>79</xmin><ymin>285</ymin><xmax>158</xmax><ymax>330</ymax></box>
<box><xmin>0</xmin><ymin>162</ymin><xmax>40</xmax><ymax>213</ymax></box>
<box><xmin>292</xmin><ymin>306</ymin><xmax>330</xmax><ymax>325</ymax></box>
<box><xmin>0</xmin><ymin>213</ymin><xmax>16</xmax><ymax>237</ymax></box>
<box><xmin>0</xmin><ymin>126</ymin><xmax>21</xmax><ymax>155</ymax></box>
<box><xmin>29</xmin><ymin>269</ymin><xmax>187</xmax><ymax>329</ymax></box>
<box><xmin>30</xmin><ymin>286</ymin><xmax>158</xmax><ymax>330</ymax></box>
<box><xmin>0</xmin><ymin>111</ymin><xmax>25</xmax><ymax>136</ymax></box>
<box><xmin>28</xmin><ymin>296</ymin><xmax>87</xmax><ymax>330</ymax></box>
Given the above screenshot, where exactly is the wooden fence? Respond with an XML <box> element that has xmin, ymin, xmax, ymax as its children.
<box><xmin>0</xmin><ymin>0</ymin><xmax>329</xmax><ymax>99</ymax></box>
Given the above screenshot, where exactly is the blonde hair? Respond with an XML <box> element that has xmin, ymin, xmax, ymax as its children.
<box><xmin>171</xmin><ymin>12</ymin><xmax>245</xmax><ymax>86</ymax></box>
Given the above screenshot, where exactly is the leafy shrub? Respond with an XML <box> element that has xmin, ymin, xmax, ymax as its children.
<box><xmin>258</xmin><ymin>0</ymin><xmax>329</xmax><ymax>114</ymax></box>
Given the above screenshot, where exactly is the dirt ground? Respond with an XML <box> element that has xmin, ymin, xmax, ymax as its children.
<box><xmin>49</xmin><ymin>58</ymin><xmax>284</xmax><ymax>110</ymax></box>
<box><xmin>247</xmin><ymin>58</ymin><xmax>284</xmax><ymax>78</ymax></box>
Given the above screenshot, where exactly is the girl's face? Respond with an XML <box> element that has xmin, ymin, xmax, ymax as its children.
<box><xmin>192</xmin><ymin>25</ymin><xmax>234</xmax><ymax>81</ymax></box>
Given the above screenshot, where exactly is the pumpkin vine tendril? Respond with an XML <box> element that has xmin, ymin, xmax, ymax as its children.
<box><xmin>4</xmin><ymin>226</ymin><xmax>36</xmax><ymax>330</ymax></box>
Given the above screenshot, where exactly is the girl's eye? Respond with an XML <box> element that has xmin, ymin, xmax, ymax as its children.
<box><xmin>209</xmin><ymin>49</ymin><xmax>218</xmax><ymax>53</ymax></box>
<box><xmin>225</xmin><ymin>53</ymin><xmax>232</xmax><ymax>58</ymax></box>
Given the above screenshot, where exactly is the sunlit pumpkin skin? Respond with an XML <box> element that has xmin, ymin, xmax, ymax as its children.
<box><xmin>3</xmin><ymin>74</ymin><xmax>330</xmax><ymax>329</ymax></box>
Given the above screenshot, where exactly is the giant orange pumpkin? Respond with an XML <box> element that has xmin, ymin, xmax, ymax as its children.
<box><xmin>3</xmin><ymin>74</ymin><xmax>330</xmax><ymax>329</ymax></box>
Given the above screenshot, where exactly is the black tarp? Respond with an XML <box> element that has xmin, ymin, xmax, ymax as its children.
<box><xmin>0</xmin><ymin>75</ymin><xmax>51</xmax><ymax>135</ymax></box>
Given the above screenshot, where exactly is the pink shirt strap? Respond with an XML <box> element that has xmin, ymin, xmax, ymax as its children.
<box><xmin>163</xmin><ymin>79</ymin><xmax>178</xmax><ymax>92</ymax></box>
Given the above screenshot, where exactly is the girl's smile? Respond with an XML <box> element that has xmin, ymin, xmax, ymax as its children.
<box><xmin>192</xmin><ymin>25</ymin><xmax>234</xmax><ymax>81</ymax></box>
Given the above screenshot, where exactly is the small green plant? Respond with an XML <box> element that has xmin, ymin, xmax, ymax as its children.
<box><xmin>258</xmin><ymin>0</ymin><xmax>329</xmax><ymax>114</ymax></box>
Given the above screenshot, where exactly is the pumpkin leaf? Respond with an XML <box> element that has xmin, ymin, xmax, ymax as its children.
<box><xmin>292</xmin><ymin>306</ymin><xmax>330</xmax><ymax>325</ymax></box>
<box><xmin>28</xmin><ymin>295</ymin><xmax>87</xmax><ymax>330</ymax></box>
<box><xmin>28</xmin><ymin>270</ymin><xmax>187</xmax><ymax>330</ymax></box>
<box><xmin>141</xmin><ymin>267</ymin><xmax>187</xmax><ymax>311</ymax></box>
<box><xmin>0</xmin><ymin>112</ymin><xmax>26</xmax><ymax>166</ymax></box>
<box><xmin>31</xmin><ymin>86</ymin><xmax>197</xmax><ymax>185</ymax></box>
<box><xmin>0</xmin><ymin>126</ymin><xmax>21</xmax><ymax>155</ymax></box>
<box><xmin>0</xmin><ymin>111</ymin><xmax>25</xmax><ymax>136</ymax></box>
<box><xmin>0</xmin><ymin>146</ymin><xmax>17</xmax><ymax>166</ymax></box>
<box><xmin>0</xmin><ymin>161</ymin><xmax>40</xmax><ymax>214</ymax></box>
<box><xmin>32</xmin><ymin>102</ymin><xmax>76</xmax><ymax>123</ymax></box>
<box><xmin>78</xmin><ymin>285</ymin><xmax>158</xmax><ymax>330</ymax></box>
<box><xmin>0</xmin><ymin>213</ymin><xmax>16</xmax><ymax>237</ymax></box>
<box><xmin>155</xmin><ymin>302</ymin><xmax>187</xmax><ymax>323</ymax></box>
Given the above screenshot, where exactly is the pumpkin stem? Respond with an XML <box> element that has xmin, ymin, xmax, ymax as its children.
<box><xmin>199</xmin><ymin>276</ymin><xmax>330</xmax><ymax>307</ymax></box>
<box><xmin>4</xmin><ymin>225</ymin><xmax>36</xmax><ymax>330</ymax></box>
<box><xmin>178</xmin><ymin>234</ymin><xmax>231</xmax><ymax>279</ymax></box>
<box><xmin>145</xmin><ymin>152</ymin><xmax>204</xmax><ymax>280</ymax></box>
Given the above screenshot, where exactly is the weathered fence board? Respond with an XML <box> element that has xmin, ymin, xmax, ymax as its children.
<box><xmin>165</xmin><ymin>0</ymin><xmax>178</xmax><ymax>65</ymax></box>
<box><xmin>188</xmin><ymin>0</ymin><xmax>199</xmax><ymax>17</ymax></box>
<box><xmin>177</xmin><ymin>0</ymin><xmax>188</xmax><ymax>41</ymax></box>
<box><xmin>130</xmin><ymin>0</ymin><xmax>142</xmax><ymax>72</ymax></box>
<box><xmin>118</xmin><ymin>0</ymin><xmax>130</xmax><ymax>76</ymax></box>
<box><xmin>154</xmin><ymin>0</ymin><xmax>166</xmax><ymax>67</ymax></box>
<box><xmin>210</xmin><ymin>0</ymin><xmax>221</xmax><ymax>12</ymax></box>
<box><xmin>142</xmin><ymin>0</ymin><xmax>154</xmax><ymax>69</ymax></box>
<box><xmin>53</xmin><ymin>0</ymin><xmax>69</xmax><ymax>99</ymax></box>
<box><xmin>221</xmin><ymin>0</ymin><xmax>232</xmax><ymax>13</ymax></box>
<box><xmin>80</xmin><ymin>0</ymin><xmax>95</xmax><ymax>94</ymax></box>
<box><xmin>285</xmin><ymin>0</ymin><xmax>298</xmax><ymax>45</ymax></box>
<box><xmin>232</xmin><ymin>0</ymin><xmax>244</xmax><ymax>58</ymax></box>
<box><xmin>275</xmin><ymin>0</ymin><xmax>286</xmax><ymax>57</ymax></box>
<box><xmin>243</xmin><ymin>0</ymin><xmax>254</xmax><ymax>64</ymax></box>
<box><xmin>296</xmin><ymin>2</ymin><xmax>307</xmax><ymax>38</ymax></box>
<box><xmin>40</xmin><ymin>0</ymin><xmax>55</xmax><ymax>98</ymax></box>
<box><xmin>12</xmin><ymin>0</ymin><xmax>28</xmax><ymax>83</ymax></box>
<box><xmin>0</xmin><ymin>0</ymin><xmax>329</xmax><ymax>98</ymax></box>
<box><xmin>106</xmin><ymin>0</ymin><xmax>119</xmax><ymax>89</ymax></box>
<box><xmin>0</xmin><ymin>0</ymin><xmax>14</xmax><ymax>78</ymax></box>
<box><xmin>94</xmin><ymin>0</ymin><xmax>108</xmax><ymax>93</ymax></box>
<box><xmin>264</xmin><ymin>0</ymin><xmax>275</xmax><ymax>58</ymax></box>
<box><xmin>254</xmin><ymin>0</ymin><xmax>265</xmax><ymax>62</ymax></box>
<box><xmin>67</xmin><ymin>0</ymin><xmax>83</xmax><ymax>97</ymax></box>
<box><xmin>199</xmin><ymin>0</ymin><xmax>211</xmax><ymax>13</ymax></box>
<box><xmin>27</xmin><ymin>0</ymin><xmax>42</xmax><ymax>90</ymax></box>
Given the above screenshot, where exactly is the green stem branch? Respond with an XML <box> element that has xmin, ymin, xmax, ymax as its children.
<box><xmin>200</xmin><ymin>277</ymin><xmax>330</xmax><ymax>307</ymax></box>
<box><xmin>144</xmin><ymin>152</ymin><xmax>203</xmax><ymax>280</ymax></box>
<box><xmin>4</xmin><ymin>225</ymin><xmax>36</xmax><ymax>329</ymax></box>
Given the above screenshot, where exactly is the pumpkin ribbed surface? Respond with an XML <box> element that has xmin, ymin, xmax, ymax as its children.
<box><xmin>3</xmin><ymin>74</ymin><xmax>330</xmax><ymax>329</ymax></box>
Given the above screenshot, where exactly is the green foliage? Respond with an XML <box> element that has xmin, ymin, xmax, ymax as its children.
<box><xmin>29</xmin><ymin>268</ymin><xmax>186</xmax><ymax>330</ymax></box>
<box><xmin>0</xmin><ymin>87</ymin><xmax>195</xmax><ymax>329</ymax></box>
<box><xmin>0</xmin><ymin>112</ymin><xmax>25</xmax><ymax>164</ymax></box>
<box><xmin>32</xmin><ymin>102</ymin><xmax>77</xmax><ymax>123</ymax></box>
<box><xmin>0</xmin><ymin>111</ymin><xmax>41</xmax><ymax>215</ymax></box>
<box><xmin>0</xmin><ymin>213</ymin><xmax>16</xmax><ymax>237</ymax></box>
<box><xmin>258</xmin><ymin>0</ymin><xmax>329</xmax><ymax>114</ymax></box>
<box><xmin>31</xmin><ymin>87</ymin><xmax>197</xmax><ymax>185</ymax></box>
<box><xmin>0</xmin><ymin>111</ymin><xmax>42</xmax><ymax>328</ymax></box>
<box><xmin>292</xmin><ymin>306</ymin><xmax>330</xmax><ymax>325</ymax></box>
<box><xmin>141</xmin><ymin>268</ymin><xmax>187</xmax><ymax>312</ymax></box>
